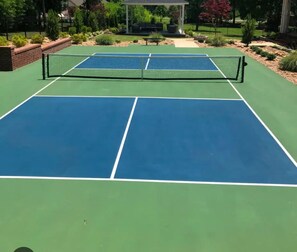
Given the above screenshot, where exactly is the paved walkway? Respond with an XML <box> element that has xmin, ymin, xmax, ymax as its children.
<box><xmin>171</xmin><ymin>38</ymin><xmax>199</xmax><ymax>48</ymax></box>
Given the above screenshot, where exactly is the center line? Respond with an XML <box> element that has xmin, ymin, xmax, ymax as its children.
<box><xmin>110</xmin><ymin>97</ymin><xmax>138</xmax><ymax>179</ymax></box>
<box><xmin>144</xmin><ymin>53</ymin><xmax>152</xmax><ymax>70</ymax></box>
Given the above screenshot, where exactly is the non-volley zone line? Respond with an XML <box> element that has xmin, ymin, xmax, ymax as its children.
<box><xmin>74</xmin><ymin>53</ymin><xmax>218</xmax><ymax>71</ymax></box>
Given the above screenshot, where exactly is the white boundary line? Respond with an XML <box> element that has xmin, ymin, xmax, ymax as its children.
<box><xmin>35</xmin><ymin>94</ymin><xmax>242</xmax><ymax>101</ymax></box>
<box><xmin>144</xmin><ymin>53</ymin><xmax>151</xmax><ymax>70</ymax></box>
<box><xmin>1</xmin><ymin>176</ymin><xmax>297</xmax><ymax>188</ymax></box>
<box><xmin>209</xmin><ymin>58</ymin><xmax>297</xmax><ymax>167</ymax></box>
<box><xmin>0</xmin><ymin>53</ymin><xmax>94</xmax><ymax>121</ymax></box>
<box><xmin>110</xmin><ymin>97</ymin><xmax>138</xmax><ymax>179</ymax></box>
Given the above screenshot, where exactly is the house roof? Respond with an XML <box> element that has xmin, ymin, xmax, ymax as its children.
<box><xmin>123</xmin><ymin>0</ymin><xmax>188</xmax><ymax>5</ymax></box>
<box><xmin>68</xmin><ymin>0</ymin><xmax>84</xmax><ymax>7</ymax></box>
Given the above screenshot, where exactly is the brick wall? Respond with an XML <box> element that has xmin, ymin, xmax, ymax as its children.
<box><xmin>42</xmin><ymin>38</ymin><xmax>72</xmax><ymax>54</ymax></box>
<box><xmin>0</xmin><ymin>46</ymin><xmax>14</xmax><ymax>71</ymax></box>
<box><xmin>0</xmin><ymin>38</ymin><xmax>71</xmax><ymax>71</ymax></box>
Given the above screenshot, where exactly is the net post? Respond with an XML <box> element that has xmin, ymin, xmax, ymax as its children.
<box><xmin>42</xmin><ymin>53</ymin><xmax>46</xmax><ymax>80</ymax></box>
<box><xmin>241</xmin><ymin>56</ymin><xmax>247</xmax><ymax>83</ymax></box>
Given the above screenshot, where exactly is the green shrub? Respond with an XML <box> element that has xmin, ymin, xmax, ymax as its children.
<box><xmin>149</xmin><ymin>32</ymin><xmax>164</xmax><ymax>41</ymax></box>
<box><xmin>250</xmin><ymin>45</ymin><xmax>258</xmax><ymax>51</ymax></box>
<box><xmin>109</xmin><ymin>27</ymin><xmax>119</xmax><ymax>34</ymax></box>
<box><xmin>266</xmin><ymin>53</ymin><xmax>276</xmax><ymax>61</ymax></box>
<box><xmin>133</xmin><ymin>39</ymin><xmax>138</xmax><ymax>43</ymax></box>
<box><xmin>210</xmin><ymin>35</ymin><xmax>226</xmax><ymax>47</ymax></box>
<box><xmin>228</xmin><ymin>40</ymin><xmax>235</xmax><ymax>44</ymax></box>
<box><xmin>59</xmin><ymin>32</ymin><xmax>69</xmax><ymax>38</ymax></box>
<box><xmin>12</xmin><ymin>34</ymin><xmax>27</xmax><ymax>48</ymax></box>
<box><xmin>81</xmin><ymin>26</ymin><xmax>92</xmax><ymax>34</ymax></box>
<box><xmin>71</xmin><ymin>34</ymin><xmax>83</xmax><ymax>44</ymax></box>
<box><xmin>279</xmin><ymin>51</ymin><xmax>297</xmax><ymax>72</ymax></box>
<box><xmin>115</xmin><ymin>39</ymin><xmax>121</xmax><ymax>43</ymax></box>
<box><xmin>0</xmin><ymin>36</ymin><xmax>9</xmax><ymax>46</ymax></box>
<box><xmin>31</xmin><ymin>33</ymin><xmax>44</xmax><ymax>44</ymax></box>
<box><xmin>81</xmin><ymin>34</ymin><xmax>87</xmax><ymax>42</ymax></box>
<box><xmin>68</xmin><ymin>27</ymin><xmax>77</xmax><ymax>35</ymax></box>
<box><xmin>46</xmin><ymin>9</ymin><xmax>60</xmax><ymax>41</ymax></box>
<box><xmin>255</xmin><ymin>47</ymin><xmax>262</xmax><ymax>54</ymax></box>
<box><xmin>95</xmin><ymin>35</ymin><xmax>114</xmax><ymax>45</ymax></box>
<box><xmin>242</xmin><ymin>15</ymin><xmax>256</xmax><ymax>46</ymax></box>
<box><xmin>184</xmin><ymin>28</ymin><xmax>193</xmax><ymax>37</ymax></box>
<box><xmin>260</xmin><ymin>50</ymin><xmax>269</xmax><ymax>57</ymax></box>
<box><xmin>266</xmin><ymin>32</ymin><xmax>278</xmax><ymax>40</ymax></box>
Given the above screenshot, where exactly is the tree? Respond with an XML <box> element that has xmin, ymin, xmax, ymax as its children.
<box><xmin>199</xmin><ymin>0</ymin><xmax>231</xmax><ymax>34</ymax></box>
<box><xmin>73</xmin><ymin>8</ymin><xmax>84</xmax><ymax>33</ymax></box>
<box><xmin>187</xmin><ymin>0</ymin><xmax>204</xmax><ymax>31</ymax></box>
<box><xmin>242</xmin><ymin>14</ymin><xmax>256</xmax><ymax>46</ymax></box>
<box><xmin>46</xmin><ymin>9</ymin><xmax>60</xmax><ymax>40</ymax></box>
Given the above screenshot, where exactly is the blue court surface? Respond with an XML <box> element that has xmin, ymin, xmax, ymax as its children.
<box><xmin>75</xmin><ymin>53</ymin><xmax>218</xmax><ymax>71</ymax></box>
<box><xmin>0</xmin><ymin>96</ymin><xmax>296</xmax><ymax>184</ymax></box>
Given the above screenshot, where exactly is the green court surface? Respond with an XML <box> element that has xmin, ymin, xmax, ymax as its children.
<box><xmin>1</xmin><ymin>45</ymin><xmax>297</xmax><ymax>252</ymax></box>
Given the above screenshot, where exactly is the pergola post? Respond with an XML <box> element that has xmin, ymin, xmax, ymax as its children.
<box><xmin>126</xmin><ymin>5</ymin><xmax>129</xmax><ymax>34</ymax></box>
<box><xmin>280</xmin><ymin>0</ymin><xmax>291</xmax><ymax>33</ymax></box>
<box><xmin>181</xmin><ymin>4</ymin><xmax>185</xmax><ymax>33</ymax></box>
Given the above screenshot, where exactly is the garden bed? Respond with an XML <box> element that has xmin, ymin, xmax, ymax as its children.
<box><xmin>195</xmin><ymin>40</ymin><xmax>297</xmax><ymax>85</ymax></box>
<box><xmin>0</xmin><ymin>38</ymin><xmax>71</xmax><ymax>71</ymax></box>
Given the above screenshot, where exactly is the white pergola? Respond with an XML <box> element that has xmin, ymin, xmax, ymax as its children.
<box><xmin>280</xmin><ymin>0</ymin><xmax>292</xmax><ymax>33</ymax></box>
<box><xmin>123</xmin><ymin>0</ymin><xmax>189</xmax><ymax>34</ymax></box>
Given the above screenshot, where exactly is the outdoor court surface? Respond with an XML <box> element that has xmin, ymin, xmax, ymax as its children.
<box><xmin>1</xmin><ymin>45</ymin><xmax>297</xmax><ymax>252</ymax></box>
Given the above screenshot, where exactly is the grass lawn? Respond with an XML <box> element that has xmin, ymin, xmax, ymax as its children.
<box><xmin>184</xmin><ymin>24</ymin><xmax>266</xmax><ymax>40</ymax></box>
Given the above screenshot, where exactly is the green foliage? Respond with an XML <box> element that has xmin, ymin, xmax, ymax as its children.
<box><xmin>115</xmin><ymin>39</ymin><xmax>121</xmax><ymax>43</ymax></box>
<box><xmin>184</xmin><ymin>28</ymin><xmax>194</xmax><ymax>37</ymax></box>
<box><xmin>68</xmin><ymin>27</ymin><xmax>77</xmax><ymax>35</ymax></box>
<box><xmin>104</xmin><ymin>1</ymin><xmax>124</xmax><ymax>27</ymax></box>
<box><xmin>149</xmin><ymin>32</ymin><xmax>164</xmax><ymax>40</ymax></box>
<box><xmin>11</xmin><ymin>34</ymin><xmax>27</xmax><ymax>47</ymax></box>
<box><xmin>255</xmin><ymin>47</ymin><xmax>263</xmax><ymax>54</ymax></box>
<box><xmin>260</xmin><ymin>50</ymin><xmax>269</xmax><ymax>57</ymax></box>
<box><xmin>71</xmin><ymin>34</ymin><xmax>83</xmax><ymax>44</ymax></box>
<box><xmin>46</xmin><ymin>9</ymin><xmax>60</xmax><ymax>41</ymax></box>
<box><xmin>266</xmin><ymin>53</ymin><xmax>276</xmax><ymax>61</ymax></box>
<box><xmin>74</xmin><ymin>8</ymin><xmax>84</xmax><ymax>33</ymax></box>
<box><xmin>81</xmin><ymin>26</ymin><xmax>92</xmax><ymax>34</ymax></box>
<box><xmin>30</xmin><ymin>33</ymin><xmax>44</xmax><ymax>44</ymax></box>
<box><xmin>95</xmin><ymin>35</ymin><xmax>114</xmax><ymax>45</ymax></box>
<box><xmin>88</xmin><ymin>11</ymin><xmax>98</xmax><ymax>32</ymax></box>
<box><xmin>131</xmin><ymin>6</ymin><xmax>151</xmax><ymax>23</ymax></box>
<box><xmin>279</xmin><ymin>52</ymin><xmax>297</xmax><ymax>72</ymax></box>
<box><xmin>133</xmin><ymin>39</ymin><xmax>138</xmax><ymax>43</ymax></box>
<box><xmin>0</xmin><ymin>36</ymin><xmax>9</xmax><ymax>46</ymax></box>
<box><xmin>242</xmin><ymin>15</ymin><xmax>256</xmax><ymax>46</ymax></box>
<box><xmin>109</xmin><ymin>27</ymin><xmax>119</xmax><ymax>34</ymax></box>
<box><xmin>210</xmin><ymin>35</ymin><xmax>226</xmax><ymax>47</ymax></box>
<box><xmin>59</xmin><ymin>32</ymin><xmax>69</xmax><ymax>38</ymax></box>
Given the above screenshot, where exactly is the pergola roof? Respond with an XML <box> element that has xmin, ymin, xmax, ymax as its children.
<box><xmin>123</xmin><ymin>0</ymin><xmax>188</xmax><ymax>5</ymax></box>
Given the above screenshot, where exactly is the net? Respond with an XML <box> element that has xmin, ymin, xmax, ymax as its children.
<box><xmin>43</xmin><ymin>53</ymin><xmax>247</xmax><ymax>82</ymax></box>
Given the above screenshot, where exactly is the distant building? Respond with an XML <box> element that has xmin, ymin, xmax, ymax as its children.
<box><xmin>68</xmin><ymin>0</ymin><xmax>84</xmax><ymax>7</ymax></box>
